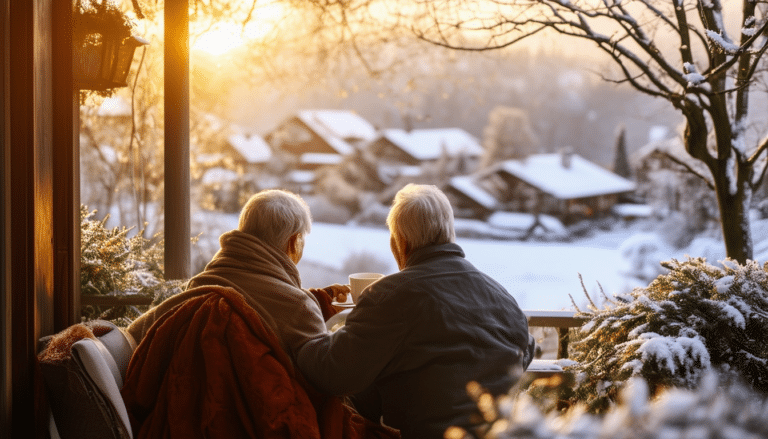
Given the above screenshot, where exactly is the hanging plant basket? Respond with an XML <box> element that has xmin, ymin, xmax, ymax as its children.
<box><xmin>73</xmin><ymin>0</ymin><xmax>148</xmax><ymax>93</ymax></box>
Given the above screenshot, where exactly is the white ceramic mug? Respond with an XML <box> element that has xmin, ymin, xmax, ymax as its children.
<box><xmin>348</xmin><ymin>272</ymin><xmax>384</xmax><ymax>303</ymax></box>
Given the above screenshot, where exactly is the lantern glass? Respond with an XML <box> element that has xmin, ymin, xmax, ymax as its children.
<box><xmin>74</xmin><ymin>34</ymin><xmax>148</xmax><ymax>90</ymax></box>
<box><xmin>74</xmin><ymin>35</ymin><xmax>105</xmax><ymax>88</ymax></box>
<box><xmin>110</xmin><ymin>36</ymin><xmax>148</xmax><ymax>86</ymax></box>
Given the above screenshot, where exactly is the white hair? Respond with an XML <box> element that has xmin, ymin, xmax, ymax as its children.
<box><xmin>238</xmin><ymin>189</ymin><xmax>312</xmax><ymax>249</ymax></box>
<box><xmin>386</xmin><ymin>184</ymin><xmax>455</xmax><ymax>251</ymax></box>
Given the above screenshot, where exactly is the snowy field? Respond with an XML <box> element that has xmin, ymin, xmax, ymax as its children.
<box><xmin>299</xmin><ymin>222</ymin><xmax>630</xmax><ymax>311</ymax></box>
<box><xmin>190</xmin><ymin>210</ymin><xmax>673</xmax><ymax>311</ymax></box>
<box><xmin>190</xmin><ymin>208</ymin><xmax>768</xmax><ymax>311</ymax></box>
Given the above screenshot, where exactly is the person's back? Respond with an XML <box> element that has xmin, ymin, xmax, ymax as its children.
<box><xmin>297</xmin><ymin>184</ymin><xmax>534</xmax><ymax>438</ymax></box>
<box><xmin>350</xmin><ymin>243</ymin><xmax>531</xmax><ymax>437</ymax></box>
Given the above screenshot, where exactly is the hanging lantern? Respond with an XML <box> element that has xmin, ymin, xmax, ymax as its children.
<box><xmin>74</xmin><ymin>34</ymin><xmax>148</xmax><ymax>90</ymax></box>
<box><xmin>73</xmin><ymin>0</ymin><xmax>148</xmax><ymax>91</ymax></box>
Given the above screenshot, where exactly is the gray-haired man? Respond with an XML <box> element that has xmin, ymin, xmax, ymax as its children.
<box><xmin>298</xmin><ymin>184</ymin><xmax>535</xmax><ymax>439</ymax></box>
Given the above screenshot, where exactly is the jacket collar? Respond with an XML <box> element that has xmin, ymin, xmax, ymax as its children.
<box><xmin>405</xmin><ymin>242</ymin><xmax>464</xmax><ymax>268</ymax></box>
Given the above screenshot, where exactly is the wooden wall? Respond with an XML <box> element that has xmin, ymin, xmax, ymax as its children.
<box><xmin>2</xmin><ymin>1</ymin><xmax>76</xmax><ymax>437</ymax></box>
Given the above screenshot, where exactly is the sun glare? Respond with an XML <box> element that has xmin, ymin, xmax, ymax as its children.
<box><xmin>193</xmin><ymin>3</ymin><xmax>285</xmax><ymax>56</ymax></box>
<box><xmin>193</xmin><ymin>23</ymin><xmax>244</xmax><ymax>56</ymax></box>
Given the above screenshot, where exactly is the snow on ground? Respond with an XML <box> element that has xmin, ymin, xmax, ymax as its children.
<box><xmin>191</xmin><ymin>211</ymin><xmax>637</xmax><ymax>311</ymax></box>
<box><xmin>296</xmin><ymin>221</ymin><xmax>628</xmax><ymax>310</ymax></box>
<box><xmin>189</xmin><ymin>211</ymin><xmax>768</xmax><ymax>312</ymax></box>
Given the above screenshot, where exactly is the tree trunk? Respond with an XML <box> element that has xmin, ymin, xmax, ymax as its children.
<box><xmin>711</xmin><ymin>162</ymin><xmax>753</xmax><ymax>264</ymax></box>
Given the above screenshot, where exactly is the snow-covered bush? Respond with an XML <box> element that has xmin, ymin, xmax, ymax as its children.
<box><xmin>618</xmin><ymin>233</ymin><xmax>672</xmax><ymax>284</ymax></box>
<box><xmin>80</xmin><ymin>206</ymin><xmax>184</xmax><ymax>325</ymax></box>
<box><xmin>564</xmin><ymin>257</ymin><xmax>768</xmax><ymax>413</ymax></box>
<box><xmin>453</xmin><ymin>374</ymin><xmax>768</xmax><ymax>439</ymax></box>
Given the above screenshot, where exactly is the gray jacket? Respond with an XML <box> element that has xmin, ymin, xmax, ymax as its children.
<box><xmin>298</xmin><ymin>243</ymin><xmax>535</xmax><ymax>438</ymax></box>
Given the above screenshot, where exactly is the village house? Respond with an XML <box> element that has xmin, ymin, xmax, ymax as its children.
<box><xmin>443</xmin><ymin>175</ymin><xmax>498</xmax><ymax>220</ymax></box>
<box><xmin>264</xmin><ymin>109</ymin><xmax>378</xmax><ymax>168</ymax></box>
<box><xmin>478</xmin><ymin>150</ymin><xmax>637</xmax><ymax>224</ymax></box>
<box><xmin>630</xmin><ymin>136</ymin><xmax>712</xmax><ymax>213</ymax></box>
<box><xmin>367</xmin><ymin>127</ymin><xmax>483</xmax><ymax>170</ymax></box>
<box><xmin>630</xmin><ymin>135</ymin><xmax>720</xmax><ymax>231</ymax></box>
<box><xmin>223</xmin><ymin>132</ymin><xmax>273</xmax><ymax>171</ymax></box>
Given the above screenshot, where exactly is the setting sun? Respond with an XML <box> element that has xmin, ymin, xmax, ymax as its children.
<box><xmin>193</xmin><ymin>23</ymin><xmax>244</xmax><ymax>56</ymax></box>
<box><xmin>192</xmin><ymin>3</ymin><xmax>285</xmax><ymax>56</ymax></box>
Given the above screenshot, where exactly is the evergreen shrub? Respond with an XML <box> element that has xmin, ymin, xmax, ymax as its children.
<box><xmin>455</xmin><ymin>374</ymin><xmax>768</xmax><ymax>439</ymax></box>
<box><xmin>565</xmin><ymin>257</ymin><xmax>768</xmax><ymax>413</ymax></box>
<box><xmin>80</xmin><ymin>205</ymin><xmax>184</xmax><ymax>326</ymax></box>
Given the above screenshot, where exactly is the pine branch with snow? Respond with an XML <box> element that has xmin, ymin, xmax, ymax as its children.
<box><xmin>563</xmin><ymin>257</ymin><xmax>768</xmax><ymax>413</ymax></box>
<box><xmin>458</xmin><ymin>373</ymin><xmax>768</xmax><ymax>439</ymax></box>
<box><xmin>80</xmin><ymin>205</ymin><xmax>185</xmax><ymax>325</ymax></box>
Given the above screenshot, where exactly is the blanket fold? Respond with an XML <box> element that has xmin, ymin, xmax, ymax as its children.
<box><xmin>121</xmin><ymin>285</ymin><xmax>398</xmax><ymax>439</ymax></box>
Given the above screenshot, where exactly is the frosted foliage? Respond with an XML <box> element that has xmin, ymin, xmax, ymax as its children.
<box><xmin>475</xmin><ymin>375</ymin><xmax>768</xmax><ymax>439</ymax></box>
<box><xmin>706</xmin><ymin>30</ymin><xmax>740</xmax><ymax>54</ymax></box>
<box><xmin>635</xmin><ymin>335</ymin><xmax>710</xmax><ymax>385</ymax></box>
<box><xmin>563</xmin><ymin>257</ymin><xmax>768</xmax><ymax>412</ymax></box>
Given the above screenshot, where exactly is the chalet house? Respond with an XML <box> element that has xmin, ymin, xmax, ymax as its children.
<box><xmin>223</xmin><ymin>132</ymin><xmax>273</xmax><ymax>172</ymax></box>
<box><xmin>264</xmin><ymin>109</ymin><xmax>378</xmax><ymax>171</ymax></box>
<box><xmin>443</xmin><ymin>175</ymin><xmax>498</xmax><ymax>220</ymax></box>
<box><xmin>479</xmin><ymin>151</ymin><xmax>636</xmax><ymax>224</ymax></box>
<box><xmin>630</xmin><ymin>136</ymin><xmax>711</xmax><ymax>213</ymax></box>
<box><xmin>367</xmin><ymin>127</ymin><xmax>484</xmax><ymax>170</ymax></box>
<box><xmin>96</xmin><ymin>95</ymin><xmax>133</xmax><ymax>120</ymax></box>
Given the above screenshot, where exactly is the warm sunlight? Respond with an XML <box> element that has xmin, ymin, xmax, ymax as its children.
<box><xmin>192</xmin><ymin>3</ymin><xmax>286</xmax><ymax>55</ymax></box>
<box><xmin>193</xmin><ymin>23</ymin><xmax>244</xmax><ymax>56</ymax></box>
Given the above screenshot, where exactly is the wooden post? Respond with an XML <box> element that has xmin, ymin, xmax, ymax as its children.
<box><xmin>164</xmin><ymin>0</ymin><xmax>191</xmax><ymax>280</ymax></box>
<box><xmin>52</xmin><ymin>0</ymin><xmax>80</xmax><ymax>331</ymax></box>
<box><xmin>557</xmin><ymin>327</ymin><xmax>570</xmax><ymax>360</ymax></box>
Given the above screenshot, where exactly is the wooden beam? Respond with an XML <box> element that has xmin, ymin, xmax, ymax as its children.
<box><xmin>1</xmin><ymin>0</ymin><xmax>10</xmax><ymax>431</ymax></box>
<box><xmin>81</xmin><ymin>294</ymin><xmax>153</xmax><ymax>307</ymax></box>
<box><xmin>7</xmin><ymin>0</ymin><xmax>56</xmax><ymax>436</ymax></box>
<box><xmin>52</xmin><ymin>0</ymin><xmax>80</xmax><ymax>332</ymax></box>
<box><xmin>164</xmin><ymin>0</ymin><xmax>191</xmax><ymax>280</ymax></box>
<box><xmin>524</xmin><ymin>310</ymin><xmax>586</xmax><ymax>328</ymax></box>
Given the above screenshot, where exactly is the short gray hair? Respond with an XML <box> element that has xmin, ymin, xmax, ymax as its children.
<box><xmin>238</xmin><ymin>189</ymin><xmax>312</xmax><ymax>249</ymax></box>
<box><xmin>386</xmin><ymin>184</ymin><xmax>455</xmax><ymax>251</ymax></box>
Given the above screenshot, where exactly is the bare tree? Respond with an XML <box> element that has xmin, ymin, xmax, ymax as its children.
<box><xmin>406</xmin><ymin>0</ymin><xmax>768</xmax><ymax>263</ymax></box>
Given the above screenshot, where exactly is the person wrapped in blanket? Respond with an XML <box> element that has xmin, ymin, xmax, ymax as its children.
<box><xmin>298</xmin><ymin>184</ymin><xmax>536</xmax><ymax>439</ymax></box>
<box><xmin>122</xmin><ymin>189</ymin><xmax>398</xmax><ymax>439</ymax></box>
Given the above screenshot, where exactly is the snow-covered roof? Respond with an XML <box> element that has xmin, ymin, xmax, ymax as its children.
<box><xmin>227</xmin><ymin>133</ymin><xmax>272</xmax><ymax>163</ymax></box>
<box><xmin>630</xmin><ymin>136</ymin><xmax>709</xmax><ymax>173</ymax></box>
<box><xmin>296</xmin><ymin>109</ymin><xmax>377</xmax><ymax>155</ymax></box>
<box><xmin>381</xmin><ymin>128</ymin><xmax>484</xmax><ymax>161</ymax></box>
<box><xmin>201</xmin><ymin>167</ymin><xmax>238</xmax><ymax>185</ymax></box>
<box><xmin>300</xmin><ymin>153</ymin><xmax>343</xmax><ymax>166</ymax></box>
<box><xmin>448</xmin><ymin>176</ymin><xmax>497</xmax><ymax>210</ymax></box>
<box><xmin>487</xmin><ymin>211</ymin><xmax>566</xmax><ymax>235</ymax></box>
<box><xmin>287</xmin><ymin>170</ymin><xmax>316</xmax><ymax>183</ymax></box>
<box><xmin>97</xmin><ymin>144</ymin><xmax>118</xmax><ymax>164</ymax></box>
<box><xmin>612</xmin><ymin>203</ymin><xmax>654</xmax><ymax>218</ymax></box>
<box><xmin>497</xmin><ymin>153</ymin><xmax>636</xmax><ymax>199</ymax></box>
<box><xmin>196</xmin><ymin>153</ymin><xmax>226</xmax><ymax>164</ymax></box>
<box><xmin>97</xmin><ymin>96</ymin><xmax>132</xmax><ymax>117</ymax></box>
<box><xmin>377</xmin><ymin>164</ymin><xmax>423</xmax><ymax>185</ymax></box>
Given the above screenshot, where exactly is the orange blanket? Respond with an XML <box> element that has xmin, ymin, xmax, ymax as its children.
<box><xmin>121</xmin><ymin>285</ymin><xmax>399</xmax><ymax>439</ymax></box>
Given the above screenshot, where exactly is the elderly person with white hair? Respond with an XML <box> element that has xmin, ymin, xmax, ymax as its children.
<box><xmin>127</xmin><ymin>189</ymin><xmax>345</xmax><ymax>363</ymax></box>
<box><xmin>298</xmin><ymin>184</ymin><xmax>536</xmax><ymax>439</ymax></box>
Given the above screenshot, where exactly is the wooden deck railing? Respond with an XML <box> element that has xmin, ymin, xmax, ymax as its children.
<box><xmin>524</xmin><ymin>309</ymin><xmax>587</xmax><ymax>376</ymax></box>
<box><xmin>81</xmin><ymin>295</ymin><xmax>588</xmax><ymax>376</ymax></box>
<box><xmin>524</xmin><ymin>310</ymin><xmax>587</xmax><ymax>359</ymax></box>
<box><xmin>80</xmin><ymin>294</ymin><xmax>153</xmax><ymax>307</ymax></box>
